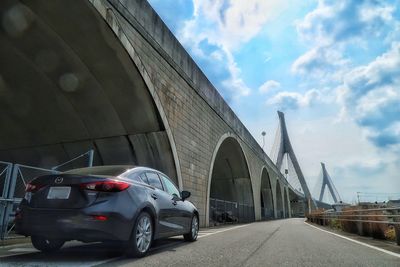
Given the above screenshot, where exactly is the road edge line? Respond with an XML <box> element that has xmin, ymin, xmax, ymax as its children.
<box><xmin>304</xmin><ymin>221</ymin><xmax>400</xmax><ymax>259</ymax></box>
<box><xmin>0</xmin><ymin>242</ymin><xmax>31</xmax><ymax>249</ymax></box>
<box><xmin>198</xmin><ymin>224</ymin><xmax>250</xmax><ymax>239</ymax></box>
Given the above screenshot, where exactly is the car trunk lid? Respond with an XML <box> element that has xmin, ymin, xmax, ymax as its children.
<box><xmin>26</xmin><ymin>174</ymin><xmax>114</xmax><ymax>209</ymax></box>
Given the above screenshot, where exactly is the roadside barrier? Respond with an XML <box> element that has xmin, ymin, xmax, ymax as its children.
<box><xmin>307</xmin><ymin>207</ymin><xmax>400</xmax><ymax>246</ymax></box>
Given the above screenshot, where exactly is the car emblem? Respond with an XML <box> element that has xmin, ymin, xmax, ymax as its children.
<box><xmin>55</xmin><ymin>177</ymin><xmax>63</xmax><ymax>184</ymax></box>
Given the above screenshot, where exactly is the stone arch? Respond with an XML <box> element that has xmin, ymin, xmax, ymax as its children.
<box><xmin>206</xmin><ymin>133</ymin><xmax>255</xmax><ymax>226</ymax></box>
<box><xmin>276</xmin><ymin>180</ymin><xmax>284</xmax><ymax>218</ymax></box>
<box><xmin>0</xmin><ymin>1</ymin><xmax>182</xmax><ymax>188</ymax></box>
<box><xmin>260</xmin><ymin>167</ymin><xmax>274</xmax><ymax>220</ymax></box>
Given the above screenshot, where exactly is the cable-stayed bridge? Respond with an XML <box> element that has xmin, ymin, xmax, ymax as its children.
<box><xmin>271</xmin><ymin>111</ymin><xmax>341</xmax><ymax>211</ymax></box>
<box><xmin>314</xmin><ymin>162</ymin><xmax>342</xmax><ymax>204</ymax></box>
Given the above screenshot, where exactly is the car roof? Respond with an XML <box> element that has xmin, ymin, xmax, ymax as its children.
<box><xmin>62</xmin><ymin>165</ymin><xmax>135</xmax><ymax>176</ymax></box>
<box><xmin>63</xmin><ymin>165</ymin><xmax>166</xmax><ymax>176</ymax></box>
<box><xmin>64</xmin><ymin>165</ymin><xmax>135</xmax><ymax>172</ymax></box>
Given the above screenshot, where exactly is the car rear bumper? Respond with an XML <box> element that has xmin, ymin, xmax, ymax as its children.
<box><xmin>15</xmin><ymin>206</ymin><xmax>133</xmax><ymax>242</ymax></box>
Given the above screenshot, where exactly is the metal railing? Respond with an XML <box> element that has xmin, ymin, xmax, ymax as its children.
<box><xmin>52</xmin><ymin>150</ymin><xmax>94</xmax><ymax>171</ymax></box>
<box><xmin>0</xmin><ymin>161</ymin><xmax>13</xmax><ymax>240</ymax></box>
<box><xmin>0</xmin><ymin>150</ymin><xmax>94</xmax><ymax>240</ymax></box>
<box><xmin>307</xmin><ymin>207</ymin><xmax>400</xmax><ymax>245</ymax></box>
<box><xmin>1</xmin><ymin>164</ymin><xmax>60</xmax><ymax>240</ymax></box>
<box><xmin>209</xmin><ymin>198</ymin><xmax>255</xmax><ymax>225</ymax></box>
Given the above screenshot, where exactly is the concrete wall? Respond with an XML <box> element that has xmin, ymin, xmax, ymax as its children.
<box><xmin>89</xmin><ymin>0</ymin><xmax>297</xmax><ymax>225</ymax></box>
<box><xmin>0</xmin><ymin>0</ymin><xmax>299</xmax><ymax>226</ymax></box>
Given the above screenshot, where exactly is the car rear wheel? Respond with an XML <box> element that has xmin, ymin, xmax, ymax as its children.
<box><xmin>184</xmin><ymin>215</ymin><xmax>199</xmax><ymax>242</ymax></box>
<box><xmin>31</xmin><ymin>236</ymin><xmax>65</xmax><ymax>253</ymax></box>
<box><xmin>126</xmin><ymin>211</ymin><xmax>153</xmax><ymax>257</ymax></box>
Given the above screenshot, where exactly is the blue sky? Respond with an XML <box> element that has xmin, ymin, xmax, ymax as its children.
<box><xmin>148</xmin><ymin>0</ymin><xmax>400</xmax><ymax>203</ymax></box>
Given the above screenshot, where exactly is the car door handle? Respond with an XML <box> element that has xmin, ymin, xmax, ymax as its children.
<box><xmin>151</xmin><ymin>193</ymin><xmax>158</xmax><ymax>200</ymax></box>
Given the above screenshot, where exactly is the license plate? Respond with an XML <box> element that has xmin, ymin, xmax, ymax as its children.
<box><xmin>47</xmin><ymin>187</ymin><xmax>71</xmax><ymax>199</ymax></box>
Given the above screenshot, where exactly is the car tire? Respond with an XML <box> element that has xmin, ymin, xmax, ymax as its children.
<box><xmin>184</xmin><ymin>214</ymin><xmax>199</xmax><ymax>242</ymax></box>
<box><xmin>31</xmin><ymin>236</ymin><xmax>65</xmax><ymax>253</ymax></box>
<box><xmin>126</xmin><ymin>211</ymin><xmax>153</xmax><ymax>258</ymax></box>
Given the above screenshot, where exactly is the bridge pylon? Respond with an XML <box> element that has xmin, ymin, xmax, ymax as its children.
<box><xmin>318</xmin><ymin>162</ymin><xmax>341</xmax><ymax>203</ymax></box>
<box><xmin>271</xmin><ymin>111</ymin><xmax>316</xmax><ymax>210</ymax></box>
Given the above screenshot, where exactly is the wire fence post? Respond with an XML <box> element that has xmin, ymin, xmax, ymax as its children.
<box><xmin>88</xmin><ymin>149</ymin><xmax>94</xmax><ymax>167</ymax></box>
<box><xmin>0</xmin><ymin>162</ymin><xmax>13</xmax><ymax>240</ymax></box>
<box><xmin>394</xmin><ymin>209</ymin><xmax>400</xmax><ymax>246</ymax></box>
<box><xmin>0</xmin><ymin>164</ymin><xmax>19</xmax><ymax>240</ymax></box>
<box><xmin>357</xmin><ymin>210</ymin><xmax>363</xmax><ymax>236</ymax></box>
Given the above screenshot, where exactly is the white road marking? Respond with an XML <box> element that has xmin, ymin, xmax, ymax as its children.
<box><xmin>305</xmin><ymin>222</ymin><xmax>400</xmax><ymax>259</ymax></box>
<box><xmin>0</xmin><ymin>224</ymin><xmax>252</xmax><ymax>265</ymax></box>
<box><xmin>198</xmin><ymin>224</ymin><xmax>250</xmax><ymax>239</ymax></box>
<box><xmin>97</xmin><ymin>225</ymin><xmax>253</xmax><ymax>266</ymax></box>
<box><xmin>88</xmin><ymin>257</ymin><xmax>125</xmax><ymax>267</ymax></box>
<box><xmin>8</xmin><ymin>248</ymin><xmax>37</xmax><ymax>252</ymax></box>
<box><xmin>0</xmin><ymin>242</ymin><xmax>31</xmax><ymax>249</ymax></box>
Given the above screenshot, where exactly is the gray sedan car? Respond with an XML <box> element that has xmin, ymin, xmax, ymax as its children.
<box><xmin>15</xmin><ymin>165</ymin><xmax>199</xmax><ymax>257</ymax></box>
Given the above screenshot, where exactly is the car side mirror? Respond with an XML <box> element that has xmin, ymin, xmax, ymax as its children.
<box><xmin>181</xmin><ymin>190</ymin><xmax>191</xmax><ymax>201</ymax></box>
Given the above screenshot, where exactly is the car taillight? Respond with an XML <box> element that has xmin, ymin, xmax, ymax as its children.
<box><xmin>25</xmin><ymin>183</ymin><xmax>44</xmax><ymax>193</ymax></box>
<box><xmin>91</xmin><ymin>215</ymin><xmax>108</xmax><ymax>221</ymax></box>
<box><xmin>80</xmin><ymin>180</ymin><xmax>130</xmax><ymax>192</ymax></box>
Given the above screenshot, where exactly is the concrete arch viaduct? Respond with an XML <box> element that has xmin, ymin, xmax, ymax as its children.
<box><xmin>0</xmin><ymin>0</ymin><xmax>301</xmax><ymax>226</ymax></box>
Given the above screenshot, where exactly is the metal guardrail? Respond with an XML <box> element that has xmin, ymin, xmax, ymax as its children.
<box><xmin>307</xmin><ymin>207</ymin><xmax>400</xmax><ymax>245</ymax></box>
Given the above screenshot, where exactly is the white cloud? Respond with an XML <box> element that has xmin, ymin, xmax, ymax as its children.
<box><xmin>267</xmin><ymin>89</ymin><xmax>321</xmax><ymax>110</ymax></box>
<box><xmin>259</xmin><ymin>80</ymin><xmax>281</xmax><ymax>94</ymax></box>
<box><xmin>179</xmin><ymin>0</ymin><xmax>286</xmax><ymax>98</ymax></box>
<box><xmin>292</xmin><ymin>0</ymin><xmax>396</xmax><ymax>78</ymax></box>
<box><xmin>291</xmin><ymin>45</ymin><xmax>349</xmax><ymax>80</ymax></box>
<box><xmin>223</xmin><ymin>51</ymin><xmax>251</xmax><ymax>96</ymax></box>
<box><xmin>297</xmin><ymin>0</ymin><xmax>394</xmax><ymax>45</ymax></box>
<box><xmin>188</xmin><ymin>0</ymin><xmax>285</xmax><ymax>50</ymax></box>
<box><xmin>340</xmin><ymin>42</ymin><xmax>400</xmax><ymax>148</ymax></box>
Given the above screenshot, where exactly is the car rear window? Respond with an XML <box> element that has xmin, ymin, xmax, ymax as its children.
<box><xmin>160</xmin><ymin>174</ymin><xmax>180</xmax><ymax>197</ymax></box>
<box><xmin>145</xmin><ymin>172</ymin><xmax>163</xmax><ymax>190</ymax></box>
<box><xmin>139</xmin><ymin>173</ymin><xmax>149</xmax><ymax>184</ymax></box>
<box><xmin>63</xmin><ymin>166</ymin><xmax>133</xmax><ymax>176</ymax></box>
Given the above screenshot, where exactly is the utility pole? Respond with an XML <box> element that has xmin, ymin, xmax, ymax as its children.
<box><xmin>261</xmin><ymin>131</ymin><xmax>266</xmax><ymax>150</ymax></box>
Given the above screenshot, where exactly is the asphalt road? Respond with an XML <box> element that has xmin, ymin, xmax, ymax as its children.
<box><xmin>1</xmin><ymin>218</ymin><xmax>399</xmax><ymax>267</ymax></box>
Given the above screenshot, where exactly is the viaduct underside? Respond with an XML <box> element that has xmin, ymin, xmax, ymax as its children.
<box><xmin>0</xmin><ymin>0</ymin><xmax>303</xmax><ymax>226</ymax></box>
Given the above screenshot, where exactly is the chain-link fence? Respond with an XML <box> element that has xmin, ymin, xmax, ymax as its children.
<box><xmin>209</xmin><ymin>198</ymin><xmax>255</xmax><ymax>226</ymax></box>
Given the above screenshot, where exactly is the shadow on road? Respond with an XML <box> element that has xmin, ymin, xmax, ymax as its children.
<box><xmin>1</xmin><ymin>238</ymin><xmax>190</xmax><ymax>266</ymax></box>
